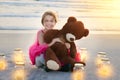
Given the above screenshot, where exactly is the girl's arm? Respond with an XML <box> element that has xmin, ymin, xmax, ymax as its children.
<box><xmin>37</xmin><ymin>30</ymin><xmax>46</xmax><ymax>45</ymax></box>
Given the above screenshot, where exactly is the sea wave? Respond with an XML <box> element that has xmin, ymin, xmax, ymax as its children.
<box><xmin>0</xmin><ymin>30</ymin><xmax>120</xmax><ymax>34</ymax></box>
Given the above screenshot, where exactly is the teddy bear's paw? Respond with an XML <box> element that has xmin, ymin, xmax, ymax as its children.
<box><xmin>47</xmin><ymin>60</ymin><xmax>60</xmax><ymax>70</ymax></box>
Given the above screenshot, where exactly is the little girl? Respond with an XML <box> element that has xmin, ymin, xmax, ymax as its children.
<box><xmin>29</xmin><ymin>11</ymin><xmax>58</xmax><ymax>68</ymax></box>
<box><xmin>29</xmin><ymin>11</ymin><xmax>84</xmax><ymax>72</ymax></box>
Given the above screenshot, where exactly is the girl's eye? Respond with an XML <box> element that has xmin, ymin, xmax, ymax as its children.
<box><xmin>50</xmin><ymin>20</ymin><xmax>53</xmax><ymax>22</ymax></box>
<box><xmin>44</xmin><ymin>19</ymin><xmax>55</xmax><ymax>23</ymax></box>
<box><xmin>44</xmin><ymin>20</ymin><xmax>48</xmax><ymax>22</ymax></box>
<box><xmin>50</xmin><ymin>20</ymin><xmax>55</xmax><ymax>23</ymax></box>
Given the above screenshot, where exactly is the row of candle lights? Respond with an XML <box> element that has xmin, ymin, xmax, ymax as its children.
<box><xmin>95</xmin><ymin>52</ymin><xmax>113</xmax><ymax>79</ymax></box>
<box><xmin>0</xmin><ymin>48</ymin><xmax>114</xmax><ymax>80</ymax></box>
<box><xmin>71</xmin><ymin>48</ymin><xmax>88</xmax><ymax>80</ymax></box>
<box><xmin>0</xmin><ymin>48</ymin><xmax>26</xmax><ymax>80</ymax></box>
<box><xmin>0</xmin><ymin>48</ymin><xmax>88</xmax><ymax>80</ymax></box>
<box><xmin>71</xmin><ymin>49</ymin><xmax>114</xmax><ymax>80</ymax></box>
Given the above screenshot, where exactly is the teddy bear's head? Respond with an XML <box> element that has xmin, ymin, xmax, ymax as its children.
<box><xmin>61</xmin><ymin>16</ymin><xmax>89</xmax><ymax>42</ymax></box>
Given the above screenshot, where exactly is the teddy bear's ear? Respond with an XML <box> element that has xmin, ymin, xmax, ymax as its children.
<box><xmin>84</xmin><ymin>29</ymin><xmax>89</xmax><ymax>37</ymax></box>
<box><xmin>67</xmin><ymin>16</ymin><xmax>77</xmax><ymax>23</ymax></box>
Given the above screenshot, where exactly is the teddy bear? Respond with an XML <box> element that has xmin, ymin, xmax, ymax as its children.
<box><xmin>43</xmin><ymin>16</ymin><xmax>89</xmax><ymax>71</ymax></box>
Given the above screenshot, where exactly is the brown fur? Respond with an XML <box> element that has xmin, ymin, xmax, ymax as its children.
<box><xmin>44</xmin><ymin>16</ymin><xmax>89</xmax><ymax>71</ymax></box>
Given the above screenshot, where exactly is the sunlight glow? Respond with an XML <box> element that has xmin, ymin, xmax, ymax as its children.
<box><xmin>109</xmin><ymin>0</ymin><xmax>120</xmax><ymax>17</ymax></box>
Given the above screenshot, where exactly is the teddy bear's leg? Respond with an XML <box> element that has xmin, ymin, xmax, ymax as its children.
<box><xmin>61</xmin><ymin>56</ymin><xmax>81</xmax><ymax>71</ymax></box>
<box><xmin>45</xmin><ymin>48</ymin><xmax>61</xmax><ymax>70</ymax></box>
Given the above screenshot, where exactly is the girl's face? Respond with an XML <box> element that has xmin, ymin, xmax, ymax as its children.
<box><xmin>43</xmin><ymin>15</ymin><xmax>56</xmax><ymax>30</ymax></box>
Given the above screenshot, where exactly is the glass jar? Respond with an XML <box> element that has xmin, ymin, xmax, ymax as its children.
<box><xmin>97</xmin><ymin>57</ymin><xmax>113</xmax><ymax>79</ymax></box>
<box><xmin>97</xmin><ymin>52</ymin><xmax>106</xmax><ymax>58</ymax></box>
<box><xmin>95</xmin><ymin>52</ymin><xmax>107</xmax><ymax>67</ymax></box>
<box><xmin>80</xmin><ymin>48</ymin><xmax>88</xmax><ymax>62</ymax></box>
<box><xmin>12</xmin><ymin>65</ymin><xmax>26</xmax><ymax>80</ymax></box>
<box><xmin>101</xmin><ymin>57</ymin><xmax>110</xmax><ymax>64</ymax></box>
<box><xmin>73</xmin><ymin>63</ymin><xmax>84</xmax><ymax>71</ymax></box>
<box><xmin>13</xmin><ymin>48</ymin><xmax>25</xmax><ymax>65</ymax></box>
<box><xmin>72</xmin><ymin>63</ymin><xmax>85</xmax><ymax>80</ymax></box>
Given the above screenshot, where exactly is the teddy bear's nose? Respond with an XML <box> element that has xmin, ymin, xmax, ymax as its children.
<box><xmin>70</xmin><ymin>38</ymin><xmax>75</xmax><ymax>41</ymax></box>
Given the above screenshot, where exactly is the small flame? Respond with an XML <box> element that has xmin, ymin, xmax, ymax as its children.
<box><xmin>71</xmin><ymin>70</ymin><xmax>85</xmax><ymax>80</ymax></box>
<box><xmin>97</xmin><ymin>64</ymin><xmax>113</xmax><ymax>78</ymax></box>
<box><xmin>0</xmin><ymin>59</ymin><xmax>7</xmax><ymax>71</ymax></box>
<box><xmin>12</xmin><ymin>68</ymin><xmax>26</xmax><ymax>80</ymax></box>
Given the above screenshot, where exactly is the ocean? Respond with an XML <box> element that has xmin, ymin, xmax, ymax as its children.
<box><xmin>0</xmin><ymin>0</ymin><xmax>120</xmax><ymax>31</ymax></box>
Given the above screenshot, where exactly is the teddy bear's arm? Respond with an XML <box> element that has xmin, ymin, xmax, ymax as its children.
<box><xmin>70</xmin><ymin>42</ymin><xmax>77</xmax><ymax>58</ymax></box>
<box><xmin>44</xmin><ymin>29</ymin><xmax>60</xmax><ymax>44</ymax></box>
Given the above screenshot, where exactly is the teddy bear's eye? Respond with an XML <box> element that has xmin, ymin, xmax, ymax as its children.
<box><xmin>66</xmin><ymin>33</ymin><xmax>76</xmax><ymax>42</ymax></box>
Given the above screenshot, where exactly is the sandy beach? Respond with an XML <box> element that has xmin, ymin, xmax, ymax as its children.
<box><xmin>0</xmin><ymin>0</ymin><xmax>120</xmax><ymax>79</ymax></box>
<box><xmin>0</xmin><ymin>30</ymin><xmax>120</xmax><ymax>80</ymax></box>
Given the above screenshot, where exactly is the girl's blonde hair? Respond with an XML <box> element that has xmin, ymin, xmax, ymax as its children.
<box><xmin>41</xmin><ymin>11</ymin><xmax>58</xmax><ymax>25</ymax></box>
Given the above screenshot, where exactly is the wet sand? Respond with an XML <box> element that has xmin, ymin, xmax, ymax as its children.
<box><xmin>0</xmin><ymin>30</ymin><xmax>120</xmax><ymax>80</ymax></box>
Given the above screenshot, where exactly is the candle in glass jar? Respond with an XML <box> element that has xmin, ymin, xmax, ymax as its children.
<box><xmin>95</xmin><ymin>52</ymin><xmax>107</xmax><ymax>67</ymax></box>
<box><xmin>12</xmin><ymin>66</ymin><xmax>26</xmax><ymax>80</ymax></box>
<box><xmin>72</xmin><ymin>63</ymin><xmax>85</xmax><ymax>80</ymax></box>
<box><xmin>80</xmin><ymin>48</ymin><xmax>88</xmax><ymax>63</ymax></box>
<box><xmin>0</xmin><ymin>54</ymin><xmax>7</xmax><ymax>71</ymax></box>
<box><xmin>13</xmin><ymin>48</ymin><xmax>25</xmax><ymax>65</ymax></box>
<box><xmin>96</xmin><ymin>57</ymin><xmax>113</xmax><ymax>79</ymax></box>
